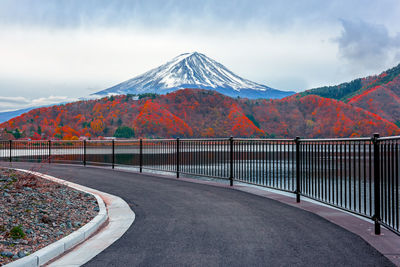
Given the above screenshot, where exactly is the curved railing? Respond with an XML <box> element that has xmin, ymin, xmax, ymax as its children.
<box><xmin>1</xmin><ymin>134</ymin><xmax>399</xmax><ymax>236</ymax></box>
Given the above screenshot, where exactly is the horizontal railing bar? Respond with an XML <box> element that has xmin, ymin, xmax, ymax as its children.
<box><xmin>84</xmin><ymin>160</ymin><xmax>113</xmax><ymax>166</ymax></box>
<box><xmin>300</xmin><ymin>137</ymin><xmax>371</xmax><ymax>142</ymax></box>
<box><xmin>179</xmin><ymin>138</ymin><xmax>230</xmax><ymax>141</ymax></box>
<box><xmin>141</xmin><ymin>139</ymin><xmax>176</xmax><ymax>141</ymax></box>
<box><xmin>51</xmin><ymin>160</ymin><xmax>85</xmax><ymax>164</ymax></box>
<box><xmin>2</xmin><ymin>137</ymin><xmax>386</xmax><ymax>142</ymax></box>
<box><xmin>140</xmin><ymin>166</ymin><xmax>176</xmax><ymax>173</ymax></box>
<box><xmin>300</xmin><ymin>193</ymin><xmax>373</xmax><ymax>220</ymax></box>
<box><xmin>179</xmin><ymin>171</ymin><xmax>230</xmax><ymax>180</ymax></box>
<box><xmin>235</xmin><ymin>179</ymin><xmax>296</xmax><ymax>194</ymax></box>
<box><xmin>234</xmin><ymin>138</ymin><xmax>293</xmax><ymax>142</ymax></box>
<box><xmin>378</xmin><ymin>136</ymin><xmax>400</xmax><ymax>141</ymax></box>
<box><xmin>379</xmin><ymin>221</ymin><xmax>400</xmax><ymax>236</ymax></box>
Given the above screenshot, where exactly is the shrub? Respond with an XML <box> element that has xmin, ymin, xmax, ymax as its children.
<box><xmin>113</xmin><ymin>126</ymin><xmax>135</xmax><ymax>138</ymax></box>
<box><xmin>10</xmin><ymin>225</ymin><xmax>25</xmax><ymax>239</ymax></box>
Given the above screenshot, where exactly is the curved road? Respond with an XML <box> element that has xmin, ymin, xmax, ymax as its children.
<box><xmin>3</xmin><ymin>163</ymin><xmax>393</xmax><ymax>266</ymax></box>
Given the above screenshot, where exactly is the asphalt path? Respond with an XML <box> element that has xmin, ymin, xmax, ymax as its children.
<box><xmin>2</xmin><ymin>162</ymin><xmax>393</xmax><ymax>266</ymax></box>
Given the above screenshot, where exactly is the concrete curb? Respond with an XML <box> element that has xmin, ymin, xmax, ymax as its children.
<box><xmin>4</xmin><ymin>170</ymin><xmax>108</xmax><ymax>267</ymax></box>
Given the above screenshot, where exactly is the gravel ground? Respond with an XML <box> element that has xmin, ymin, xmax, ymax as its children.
<box><xmin>0</xmin><ymin>168</ymin><xmax>99</xmax><ymax>266</ymax></box>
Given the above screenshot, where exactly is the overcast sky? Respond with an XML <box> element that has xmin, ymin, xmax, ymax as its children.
<box><xmin>1</xmin><ymin>0</ymin><xmax>400</xmax><ymax>112</ymax></box>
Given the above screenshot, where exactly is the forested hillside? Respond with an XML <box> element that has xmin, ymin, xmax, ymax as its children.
<box><xmin>300</xmin><ymin>63</ymin><xmax>400</xmax><ymax>126</ymax></box>
<box><xmin>1</xmin><ymin>89</ymin><xmax>398</xmax><ymax>140</ymax></box>
<box><xmin>301</xmin><ymin>63</ymin><xmax>400</xmax><ymax>102</ymax></box>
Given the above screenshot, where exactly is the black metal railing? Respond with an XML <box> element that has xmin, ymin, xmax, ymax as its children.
<box><xmin>233</xmin><ymin>139</ymin><xmax>296</xmax><ymax>192</ymax></box>
<box><xmin>378</xmin><ymin>136</ymin><xmax>400</xmax><ymax>234</ymax></box>
<box><xmin>1</xmin><ymin>134</ymin><xmax>400</xmax><ymax>236</ymax></box>
<box><xmin>180</xmin><ymin>138</ymin><xmax>230</xmax><ymax>180</ymax></box>
<box><xmin>299</xmin><ymin>137</ymin><xmax>374</xmax><ymax>219</ymax></box>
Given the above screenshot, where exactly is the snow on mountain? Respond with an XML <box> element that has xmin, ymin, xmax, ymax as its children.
<box><xmin>94</xmin><ymin>52</ymin><xmax>295</xmax><ymax>99</ymax></box>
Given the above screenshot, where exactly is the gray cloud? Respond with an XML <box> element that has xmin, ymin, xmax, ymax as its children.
<box><xmin>0</xmin><ymin>96</ymin><xmax>76</xmax><ymax>112</ymax></box>
<box><xmin>1</xmin><ymin>0</ymin><xmax>400</xmax><ymax>105</ymax></box>
<box><xmin>336</xmin><ymin>20</ymin><xmax>400</xmax><ymax>68</ymax></box>
<box><xmin>0</xmin><ymin>96</ymin><xmax>29</xmax><ymax>104</ymax></box>
<box><xmin>1</xmin><ymin>0</ymin><xmax>399</xmax><ymax>31</ymax></box>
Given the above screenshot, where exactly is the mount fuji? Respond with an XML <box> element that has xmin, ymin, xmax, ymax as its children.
<box><xmin>93</xmin><ymin>52</ymin><xmax>294</xmax><ymax>99</ymax></box>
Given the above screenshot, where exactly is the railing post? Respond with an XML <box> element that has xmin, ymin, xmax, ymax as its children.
<box><xmin>176</xmin><ymin>137</ymin><xmax>180</xmax><ymax>178</ymax></box>
<box><xmin>373</xmin><ymin>133</ymin><xmax>381</xmax><ymax>235</ymax></box>
<box><xmin>48</xmin><ymin>140</ymin><xmax>51</xmax><ymax>164</ymax></box>
<box><xmin>112</xmin><ymin>139</ymin><xmax>115</xmax><ymax>169</ymax></box>
<box><xmin>139</xmin><ymin>138</ymin><xmax>143</xmax><ymax>173</ymax></box>
<box><xmin>9</xmin><ymin>140</ymin><xmax>12</xmax><ymax>162</ymax></box>
<box><xmin>229</xmin><ymin>136</ymin><xmax>233</xmax><ymax>186</ymax></box>
<box><xmin>83</xmin><ymin>140</ymin><xmax>87</xmax><ymax>166</ymax></box>
<box><xmin>295</xmin><ymin>136</ymin><xmax>301</xmax><ymax>203</ymax></box>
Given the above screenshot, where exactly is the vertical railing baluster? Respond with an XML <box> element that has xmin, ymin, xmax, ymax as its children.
<box><xmin>324</xmin><ymin>142</ymin><xmax>327</xmax><ymax>201</ymax></box>
<box><xmin>396</xmin><ymin>141</ymin><xmax>399</xmax><ymax>231</ymax></box>
<box><xmin>273</xmin><ymin>141</ymin><xmax>276</xmax><ymax>187</ymax></box>
<box><xmin>307</xmin><ymin>142</ymin><xmax>310</xmax><ymax>195</ymax></box>
<box><xmin>295</xmin><ymin>137</ymin><xmax>301</xmax><ymax>203</ymax></box>
<box><xmin>369</xmin><ymin>142</ymin><xmax>372</xmax><ymax>216</ymax></box>
<box><xmin>9</xmin><ymin>140</ymin><xmax>12</xmax><ymax>162</ymax></box>
<box><xmin>280</xmin><ymin>141</ymin><xmax>282</xmax><ymax>189</ymax></box>
<box><xmin>340</xmin><ymin>142</ymin><xmax>343</xmax><ymax>207</ymax></box>
<box><xmin>48</xmin><ymin>140</ymin><xmax>51</xmax><ymax>164</ymax></box>
<box><xmin>230</xmin><ymin>136</ymin><xmax>233</xmax><ymax>186</ymax></box>
<box><xmin>373</xmin><ymin>133</ymin><xmax>381</xmax><ymax>235</ymax></box>
<box><xmin>112</xmin><ymin>139</ymin><xmax>115</xmax><ymax>169</ymax></box>
<box><xmin>349</xmin><ymin>141</ymin><xmax>352</xmax><ymax>209</ymax></box>
<box><xmin>266</xmin><ymin>141</ymin><xmax>269</xmax><ymax>186</ymax></box>
<box><xmin>328</xmin><ymin>142</ymin><xmax>332</xmax><ymax>203</ymax></box>
<box><xmin>391</xmin><ymin>141</ymin><xmax>395</xmax><ymax>227</ymax></box>
<box><xmin>335</xmin><ymin>143</ymin><xmax>338</xmax><ymax>205</ymax></box>
<box><xmin>139</xmin><ymin>138</ymin><xmax>143</xmax><ymax>173</ymax></box>
<box><xmin>344</xmin><ymin>142</ymin><xmax>347</xmax><ymax>208</ymax></box>
<box><xmin>358</xmin><ymin>142</ymin><xmax>361</xmax><ymax>213</ymax></box>
<box><xmin>318</xmin><ymin>143</ymin><xmax>321</xmax><ymax>199</ymax></box>
<box><xmin>176</xmin><ymin>138</ymin><xmax>180</xmax><ymax>178</ymax></box>
<box><xmin>364</xmin><ymin>142</ymin><xmax>367</xmax><ymax>215</ymax></box>
<box><xmin>83</xmin><ymin>140</ymin><xmax>87</xmax><ymax>166</ymax></box>
<box><xmin>383</xmin><ymin>142</ymin><xmax>387</xmax><ymax>223</ymax></box>
<box><xmin>353</xmin><ymin>142</ymin><xmax>356</xmax><ymax>211</ymax></box>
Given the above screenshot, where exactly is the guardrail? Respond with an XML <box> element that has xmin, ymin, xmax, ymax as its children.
<box><xmin>1</xmin><ymin>134</ymin><xmax>399</xmax><ymax>236</ymax></box>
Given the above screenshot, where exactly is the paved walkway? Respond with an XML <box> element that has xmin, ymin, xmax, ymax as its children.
<box><xmin>1</xmin><ymin>162</ymin><xmax>394</xmax><ymax>266</ymax></box>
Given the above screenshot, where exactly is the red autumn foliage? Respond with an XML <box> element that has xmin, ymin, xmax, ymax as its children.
<box><xmin>228</xmin><ymin>104</ymin><xmax>264</xmax><ymax>137</ymax></box>
<box><xmin>0</xmin><ymin>89</ymin><xmax>399</xmax><ymax>139</ymax></box>
<box><xmin>134</xmin><ymin>100</ymin><xmax>193</xmax><ymax>138</ymax></box>
<box><xmin>348</xmin><ymin>75</ymin><xmax>400</xmax><ymax>124</ymax></box>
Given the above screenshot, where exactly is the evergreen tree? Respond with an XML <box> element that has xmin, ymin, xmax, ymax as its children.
<box><xmin>113</xmin><ymin>126</ymin><xmax>135</xmax><ymax>138</ymax></box>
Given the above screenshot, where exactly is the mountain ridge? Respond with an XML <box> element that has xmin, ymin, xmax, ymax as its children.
<box><xmin>301</xmin><ymin>63</ymin><xmax>400</xmax><ymax>102</ymax></box>
<box><xmin>94</xmin><ymin>52</ymin><xmax>295</xmax><ymax>99</ymax></box>
<box><xmin>299</xmin><ymin>62</ymin><xmax>400</xmax><ymax>125</ymax></box>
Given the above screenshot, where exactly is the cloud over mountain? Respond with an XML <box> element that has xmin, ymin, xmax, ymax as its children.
<box><xmin>336</xmin><ymin>20</ymin><xmax>400</xmax><ymax>69</ymax></box>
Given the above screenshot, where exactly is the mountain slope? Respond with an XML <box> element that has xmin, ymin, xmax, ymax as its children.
<box><xmin>301</xmin><ymin>63</ymin><xmax>400</xmax><ymax>102</ymax></box>
<box><xmin>0</xmin><ymin>107</ymin><xmax>38</xmax><ymax>123</ymax></box>
<box><xmin>134</xmin><ymin>99</ymin><xmax>193</xmax><ymax>137</ymax></box>
<box><xmin>300</xmin><ymin>63</ymin><xmax>400</xmax><ymax>123</ymax></box>
<box><xmin>347</xmin><ymin>75</ymin><xmax>400</xmax><ymax>124</ymax></box>
<box><xmin>1</xmin><ymin>89</ymin><xmax>398</xmax><ymax>140</ymax></box>
<box><xmin>94</xmin><ymin>52</ymin><xmax>294</xmax><ymax>99</ymax></box>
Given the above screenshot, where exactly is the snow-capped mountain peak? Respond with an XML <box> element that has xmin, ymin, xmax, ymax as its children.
<box><xmin>94</xmin><ymin>52</ymin><xmax>294</xmax><ymax>99</ymax></box>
